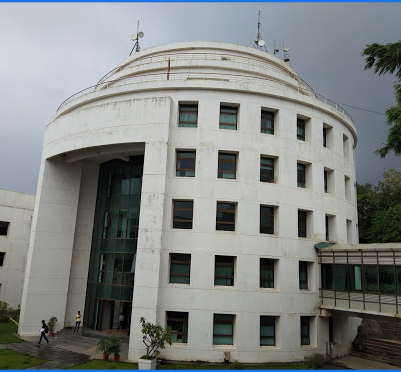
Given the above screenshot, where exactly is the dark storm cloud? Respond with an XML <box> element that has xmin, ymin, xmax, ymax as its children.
<box><xmin>0</xmin><ymin>3</ymin><xmax>400</xmax><ymax>193</ymax></box>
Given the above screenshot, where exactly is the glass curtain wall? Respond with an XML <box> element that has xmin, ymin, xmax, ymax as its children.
<box><xmin>84</xmin><ymin>156</ymin><xmax>144</xmax><ymax>330</ymax></box>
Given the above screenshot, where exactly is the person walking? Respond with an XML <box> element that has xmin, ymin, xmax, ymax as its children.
<box><xmin>117</xmin><ymin>314</ymin><xmax>124</xmax><ymax>330</ymax></box>
<box><xmin>38</xmin><ymin>320</ymin><xmax>49</xmax><ymax>345</ymax></box>
<box><xmin>74</xmin><ymin>311</ymin><xmax>81</xmax><ymax>333</ymax></box>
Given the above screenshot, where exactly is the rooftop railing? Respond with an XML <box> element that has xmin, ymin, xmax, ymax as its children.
<box><xmin>57</xmin><ymin>70</ymin><xmax>353</xmax><ymax>123</ymax></box>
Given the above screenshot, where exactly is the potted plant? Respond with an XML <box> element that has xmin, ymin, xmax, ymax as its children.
<box><xmin>109</xmin><ymin>335</ymin><xmax>122</xmax><ymax>362</ymax></box>
<box><xmin>48</xmin><ymin>316</ymin><xmax>57</xmax><ymax>336</ymax></box>
<box><xmin>96</xmin><ymin>336</ymin><xmax>112</xmax><ymax>360</ymax></box>
<box><xmin>138</xmin><ymin>317</ymin><xmax>172</xmax><ymax>370</ymax></box>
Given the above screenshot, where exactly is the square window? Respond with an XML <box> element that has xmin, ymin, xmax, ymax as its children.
<box><xmin>260</xmin><ymin>258</ymin><xmax>274</xmax><ymax>288</ymax></box>
<box><xmin>216</xmin><ymin>202</ymin><xmax>236</xmax><ymax>231</ymax></box>
<box><xmin>167</xmin><ymin>311</ymin><xmax>188</xmax><ymax>343</ymax></box>
<box><xmin>220</xmin><ymin>105</ymin><xmax>237</xmax><ymax>130</ymax></box>
<box><xmin>176</xmin><ymin>150</ymin><xmax>196</xmax><ymax>177</ymax></box>
<box><xmin>218</xmin><ymin>152</ymin><xmax>237</xmax><ymax>179</ymax></box>
<box><xmin>298</xmin><ymin>210</ymin><xmax>307</xmax><ymax>238</ymax></box>
<box><xmin>343</xmin><ymin>134</ymin><xmax>350</xmax><ymax>160</ymax></box>
<box><xmin>260</xmin><ymin>206</ymin><xmax>274</xmax><ymax>234</ymax></box>
<box><xmin>260</xmin><ymin>157</ymin><xmax>275</xmax><ymax>183</ymax></box>
<box><xmin>215</xmin><ymin>255</ymin><xmax>235</xmax><ymax>286</ymax></box>
<box><xmin>213</xmin><ymin>314</ymin><xmax>234</xmax><ymax>345</ymax></box>
<box><xmin>261</xmin><ymin>110</ymin><xmax>274</xmax><ymax>134</ymax></box>
<box><xmin>179</xmin><ymin>104</ymin><xmax>198</xmax><ymax>128</ymax></box>
<box><xmin>299</xmin><ymin>261</ymin><xmax>308</xmax><ymax>289</ymax></box>
<box><xmin>297</xmin><ymin>118</ymin><xmax>305</xmax><ymax>141</ymax></box>
<box><xmin>325</xmin><ymin>214</ymin><xmax>336</xmax><ymax>242</ymax></box>
<box><xmin>170</xmin><ymin>253</ymin><xmax>191</xmax><ymax>284</ymax></box>
<box><xmin>345</xmin><ymin>176</ymin><xmax>351</xmax><ymax>201</ymax></box>
<box><xmin>301</xmin><ymin>316</ymin><xmax>310</xmax><ymax>345</ymax></box>
<box><xmin>324</xmin><ymin>168</ymin><xmax>334</xmax><ymax>194</ymax></box>
<box><xmin>0</xmin><ymin>252</ymin><xmax>5</xmax><ymax>266</ymax></box>
<box><xmin>0</xmin><ymin>221</ymin><xmax>9</xmax><ymax>236</ymax></box>
<box><xmin>173</xmin><ymin>200</ymin><xmax>193</xmax><ymax>229</ymax></box>
<box><xmin>323</xmin><ymin>124</ymin><xmax>333</xmax><ymax>149</ymax></box>
<box><xmin>325</xmin><ymin>215</ymin><xmax>329</xmax><ymax>241</ymax></box>
<box><xmin>297</xmin><ymin>163</ymin><xmax>306</xmax><ymax>188</ymax></box>
<box><xmin>260</xmin><ymin>316</ymin><xmax>275</xmax><ymax>346</ymax></box>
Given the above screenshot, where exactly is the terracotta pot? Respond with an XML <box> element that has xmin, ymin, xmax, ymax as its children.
<box><xmin>114</xmin><ymin>354</ymin><xmax>120</xmax><ymax>362</ymax></box>
<box><xmin>48</xmin><ymin>331</ymin><xmax>54</xmax><ymax>336</ymax></box>
<box><xmin>103</xmin><ymin>354</ymin><xmax>109</xmax><ymax>360</ymax></box>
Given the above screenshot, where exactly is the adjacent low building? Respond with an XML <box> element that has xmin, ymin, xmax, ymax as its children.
<box><xmin>0</xmin><ymin>188</ymin><xmax>35</xmax><ymax>309</ymax></box>
<box><xmin>18</xmin><ymin>41</ymin><xmax>359</xmax><ymax>363</ymax></box>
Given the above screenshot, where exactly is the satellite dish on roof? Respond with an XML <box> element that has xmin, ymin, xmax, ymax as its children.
<box><xmin>253</xmin><ymin>11</ymin><xmax>268</xmax><ymax>52</ymax></box>
<box><xmin>129</xmin><ymin>21</ymin><xmax>144</xmax><ymax>56</ymax></box>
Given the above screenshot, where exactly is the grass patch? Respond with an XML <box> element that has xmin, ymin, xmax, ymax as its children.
<box><xmin>159</xmin><ymin>362</ymin><xmax>308</xmax><ymax>370</ymax></box>
<box><xmin>0</xmin><ymin>349</ymin><xmax>47</xmax><ymax>369</ymax></box>
<box><xmin>69</xmin><ymin>360</ymin><xmax>138</xmax><ymax>370</ymax></box>
<box><xmin>69</xmin><ymin>360</ymin><xmax>307</xmax><ymax>370</ymax></box>
<box><xmin>0</xmin><ymin>321</ymin><xmax>24</xmax><ymax>343</ymax></box>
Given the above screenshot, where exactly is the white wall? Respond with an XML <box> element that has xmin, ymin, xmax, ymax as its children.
<box><xmin>19</xmin><ymin>42</ymin><xmax>359</xmax><ymax>361</ymax></box>
<box><xmin>0</xmin><ymin>189</ymin><xmax>35</xmax><ymax>309</ymax></box>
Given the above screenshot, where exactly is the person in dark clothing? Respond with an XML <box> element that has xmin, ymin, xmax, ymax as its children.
<box><xmin>38</xmin><ymin>320</ymin><xmax>49</xmax><ymax>345</ymax></box>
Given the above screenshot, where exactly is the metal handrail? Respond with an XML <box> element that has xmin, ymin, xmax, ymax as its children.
<box><xmin>97</xmin><ymin>51</ymin><xmax>315</xmax><ymax>93</ymax></box>
<box><xmin>57</xmin><ymin>71</ymin><xmax>353</xmax><ymax>122</ymax></box>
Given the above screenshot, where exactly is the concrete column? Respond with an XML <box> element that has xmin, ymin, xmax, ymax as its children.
<box><xmin>128</xmin><ymin>141</ymin><xmax>168</xmax><ymax>361</ymax></box>
<box><xmin>64</xmin><ymin>161</ymin><xmax>99</xmax><ymax>328</ymax></box>
<box><xmin>19</xmin><ymin>158</ymin><xmax>82</xmax><ymax>335</ymax></box>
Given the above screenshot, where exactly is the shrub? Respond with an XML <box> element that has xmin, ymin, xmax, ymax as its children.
<box><xmin>109</xmin><ymin>336</ymin><xmax>121</xmax><ymax>356</ymax></box>
<box><xmin>96</xmin><ymin>336</ymin><xmax>121</xmax><ymax>357</ymax></box>
<box><xmin>304</xmin><ymin>353</ymin><xmax>325</xmax><ymax>369</ymax></box>
<box><xmin>48</xmin><ymin>316</ymin><xmax>57</xmax><ymax>332</ymax></box>
<box><xmin>0</xmin><ymin>315</ymin><xmax>9</xmax><ymax>323</ymax></box>
<box><xmin>229</xmin><ymin>360</ymin><xmax>244</xmax><ymax>369</ymax></box>
<box><xmin>140</xmin><ymin>317</ymin><xmax>172</xmax><ymax>359</ymax></box>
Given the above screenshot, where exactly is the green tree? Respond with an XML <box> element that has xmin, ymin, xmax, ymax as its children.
<box><xmin>370</xmin><ymin>205</ymin><xmax>401</xmax><ymax>243</ymax></box>
<box><xmin>139</xmin><ymin>317</ymin><xmax>172</xmax><ymax>359</ymax></box>
<box><xmin>357</xmin><ymin>169</ymin><xmax>401</xmax><ymax>242</ymax></box>
<box><xmin>357</xmin><ymin>182</ymin><xmax>379</xmax><ymax>243</ymax></box>
<box><xmin>362</xmin><ymin>41</ymin><xmax>401</xmax><ymax>157</ymax></box>
<box><xmin>376</xmin><ymin>168</ymin><xmax>401</xmax><ymax>208</ymax></box>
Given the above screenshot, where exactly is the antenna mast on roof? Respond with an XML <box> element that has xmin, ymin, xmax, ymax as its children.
<box><xmin>253</xmin><ymin>10</ymin><xmax>267</xmax><ymax>52</ymax></box>
<box><xmin>129</xmin><ymin>20</ymin><xmax>144</xmax><ymax>56</ymax></box>
<box><xmin>282</xmin><ymin>40</ymin><xmax>290</xmax><ymax>64</ymax></box>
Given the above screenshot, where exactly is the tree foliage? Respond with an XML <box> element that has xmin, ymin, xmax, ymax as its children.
<box><xmin>362</xmin><ymin>41</ymin><xmax>401</xmax><ymax>157</ymax></box>
<box><xmin>371</xmin><ymin>205</ymin><xmax>401</xmax><ymax>243</ymax></box>
<box><xmin>357</xmin><ymin>169</ymin><xmax>401</xmax><ymax>242</ymax></box>
<box><xmin>140</xmin><ymin>317</ymin><xmax>172</xmax><ymax>359</ymax></box>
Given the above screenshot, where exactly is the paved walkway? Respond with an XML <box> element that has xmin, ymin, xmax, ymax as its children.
<box><xmin>328</xmin><ymin>355</ymin><xmax>401</xmax><ymax>370</ymax></box>
<box><xmin>0</xmin><ymin>328</ymin><xmax>130</xmax><ymax>369</ymax></box>
<box><xmin>0</xmin><ymin>342</ymin><xmax>89</xmax><ymax>370</ymax></box>
<box><xmin>3</xmin><ymin>328</ymin><xmax>401</xmax><ymax>370</ymax></box>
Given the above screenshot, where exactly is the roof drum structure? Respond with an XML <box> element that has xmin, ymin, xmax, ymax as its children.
<box><xmin>19</xmin><ymin>42</ymin><xmax>359</xmax><ymax>362</ymax></box>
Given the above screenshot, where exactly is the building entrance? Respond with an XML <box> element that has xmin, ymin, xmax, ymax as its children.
<box><xmin>95</xmin><ymin>300</ymin><xmax>131</xmax><ymax>334</ymax></box>
<box><xmin>83</xmin><ymin>156</ymin><xmax>143</xmax><ymax>335</ymax></box>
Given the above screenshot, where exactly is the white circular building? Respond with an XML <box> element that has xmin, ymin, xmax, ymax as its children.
<box><xmin>19</xmin><ymin>41</ymin><xmax>358</xmax><ymax>363</ymax></box>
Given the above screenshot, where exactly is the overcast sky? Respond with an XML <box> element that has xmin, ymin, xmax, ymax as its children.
<box><xmin>0</xmin><ymin>3</ymin><xmax>400</xmax><ymax>194</ymax></box>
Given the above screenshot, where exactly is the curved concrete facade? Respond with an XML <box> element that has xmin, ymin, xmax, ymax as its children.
<box><xmin>19</xmin><ymin>42</ymin><xmax>358</xmax><ymax>363</ymax></box>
